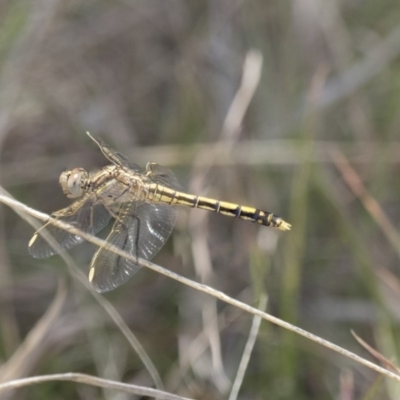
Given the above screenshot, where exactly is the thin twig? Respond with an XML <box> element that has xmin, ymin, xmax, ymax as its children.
<box><xmin>330</xmin><ymin>147</ymin><xmax>400</xmax><ymax>259</ymax></box>
<box><xmin>5</xmin><ymin>140</ymin><xmax>400</xmax><ymax>187</ymax></box>
<box><xmin>1</xmin><ymin>192</ymin><xmax>400</xmax><ymax>383</ymax></box>
<box><xmin>0</xmin><ymin>282</ymin><xmax>67</xmax><ymax>382</ymax></box>
<box><xmin>185</xmin><ymin>49</ymin><xmax>264</xmax><ymax>392</ymax></box>
<box><xmin>228</xmin><ymin>294</ymin><xmax>267</xmax><ymax>400</ymax></box>
<box><xmin>351</xmin><ymin>331</ymin><xmax>400</xmax><ymax>374</ymax></box>
<box><xmin>0</xmin><ymin>373</ymin><xmax>193</xmax><ymax>400</ymax></box>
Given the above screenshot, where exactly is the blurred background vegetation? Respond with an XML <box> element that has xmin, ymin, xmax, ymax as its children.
<box><xmin>1</xmin><ymin>0</ymin><xmax>400</xmax><ymax>399</ymax></box>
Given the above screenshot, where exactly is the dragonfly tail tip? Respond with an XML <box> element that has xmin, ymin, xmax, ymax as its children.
<box><xmin>279</xmin><ymin>221</ymin><xmax>292</xmax><ymax>231</ymax></box>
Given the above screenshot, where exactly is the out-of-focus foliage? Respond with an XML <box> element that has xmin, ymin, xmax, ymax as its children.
<box><xmin>1</xmin><ymin>0</ymin><xmax>400</xmax><ymax>399</ymax></box>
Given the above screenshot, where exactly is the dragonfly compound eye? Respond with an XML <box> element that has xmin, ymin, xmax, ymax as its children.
<box><xmin>59</xmin><ymin>168</ymin><xmax>88</xmax><ymax>198</ymax></box>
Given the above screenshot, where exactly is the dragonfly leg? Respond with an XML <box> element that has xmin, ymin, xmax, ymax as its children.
<box><xmin>52</xmin><ymin>205</ymin><xmax>76</xmax><ymax>218</ymax></box>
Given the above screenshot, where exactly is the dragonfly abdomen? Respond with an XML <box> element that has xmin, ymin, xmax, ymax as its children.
<box><xmin>194</xmin><ymin>196</ymin><xmax>291</xmax><ymax>231</ymax></box>
<box><xmin>146</xmin><ymin>184</ymin><xmax>291</xmax><ymax>231</ymax></box>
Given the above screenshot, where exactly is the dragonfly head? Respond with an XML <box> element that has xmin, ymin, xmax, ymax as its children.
<box><xmin>59</xmin><ymin>168</ymin><xmax>89</xmax><ymax>198</ymax></box>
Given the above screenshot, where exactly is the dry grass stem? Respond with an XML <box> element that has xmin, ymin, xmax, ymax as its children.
<box><xmin>330</xmin><ymin>148</ymin><xmax>400</xmax><ymax>258</ymax></box>
<box><xmin>0</xmin><ymin>373</ymin><xmax>193</xmax><ymax>400</ymax></box>
<box><xmin>1</xmin><ymin>192</ymin><xmax>400</xmax><ymax>383</ymax></box>
<box><xmin>351</xmin><ymin>331</ymin><xmax>400</xmax><ymax>375</ymax></box>
<box><xmin>228</xmin><ymin>294</ymin><xmax>267</xmax><ymax>400</ymax></box>
<box><xmin>0</xmin><ymin>281</ymin><xmax>67</xmax><ymax>382</ymax></box>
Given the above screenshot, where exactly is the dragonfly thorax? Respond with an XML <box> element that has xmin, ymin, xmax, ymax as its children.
<box><xmin>59</xmin><ymin>168</ymin><xmax>89</xmax><ymax>198</ymax></box>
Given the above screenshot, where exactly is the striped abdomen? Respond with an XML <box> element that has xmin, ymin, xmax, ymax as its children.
<box><xmin>146</xmin><ymin>183</ymin><xmax>291</xmax><ymax>231</ymax></box>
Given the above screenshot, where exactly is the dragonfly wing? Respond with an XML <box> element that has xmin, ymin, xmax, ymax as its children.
<box><xmin>86</xmin><ymin>132</ymin><xmax>141</xmax><ymax>172</ymax></box>
<box><xmin>28</xmin><ymin>197</ymin><xmax>112</xmax><ymax>259</ymax></box>
<box><xmin>89</xmin><ymin>203</ymin><xmax>140</xmax><ymax>292</ymax></box>
<box><xmin>89</xmin><ymin>202</ymin><xmax>177</xmax><ymax>292</ymax></box>
<box><xmin>137</xmin><ymin>203</ymin><xmax>178</xmax><ymax>260</ymax></box>
<box><xmin>146</xmin><ymin>162</ymin><xmax>182</xmax><ymax>190</ymax></box>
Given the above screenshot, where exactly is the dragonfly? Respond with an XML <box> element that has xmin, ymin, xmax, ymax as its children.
<box><xmin>28</xmin><ymin>132</ymin><xmax>291</xmax><ymax>292</ymax></box>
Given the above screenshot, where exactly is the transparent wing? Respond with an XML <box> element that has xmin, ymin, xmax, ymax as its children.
<box><xmin>28</xmin><ymin>197</ymin><xmax>112</xmax><ymax>259</ymax></box>
<box><xmin>146</xmin><ymin>162</ymin><xmax>182</xmax><ymax>190</ymax></box>
<box><xmin>89</xmin><ymin>202</ymin><xmax>140</xmax><ymax>292</ymax></box>
<box><xmin>136</xmin><ymin>203</ymin><xmax>178</xmax><ymax>260</ymax></box>
<box><xmin>89</xmin><ymin>202</ymin><xmax>177</xmax><ymax>293</ymax></box>
<box><xmin>87</xmin><ymin>132</ymin><xmax>141</xmax><ymax>172</ymax></box>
